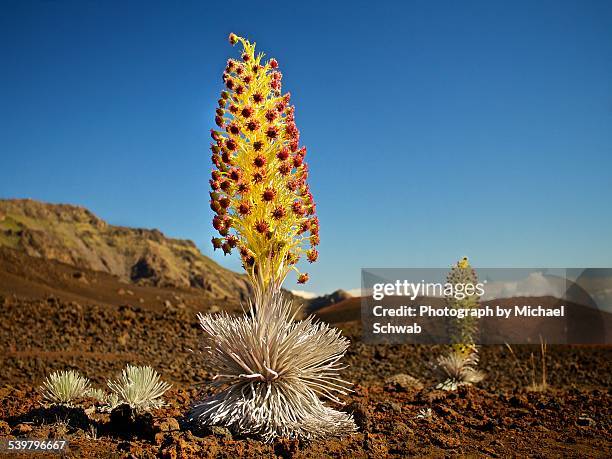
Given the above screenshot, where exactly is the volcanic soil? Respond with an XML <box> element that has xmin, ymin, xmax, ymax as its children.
<box><xmin>0</xmin><ymin>249</ymin><xmax>611</xmax><ymax>458</ymax></box>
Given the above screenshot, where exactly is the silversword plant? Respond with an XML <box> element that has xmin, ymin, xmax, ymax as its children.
<box><xmin>192</xmin><ymin>33</ymin><xmax>356</xmax><ymax>442</ymax></box>
<box><xmin>40</xmin><ymin>370</ymin><xmax>91</xmax><ymax>406</ymax></box>
<box><xmin>436</xmin><ymin>257</ymin><xmax>485</xmax><ymax>390</ymax></box>
<box><xmin>107</xmin><ymin>364</ymin><xmax>171</xmax><ymax>412</ymax></box>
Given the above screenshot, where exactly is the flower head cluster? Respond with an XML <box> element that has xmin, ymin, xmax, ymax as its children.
<box><xmin>209</xmin><ymin>34</ymin><xmax>319</xmax><ymax>294</ymax></box>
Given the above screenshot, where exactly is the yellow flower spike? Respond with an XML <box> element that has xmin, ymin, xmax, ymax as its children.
<box><xmin>209</xmin><ymin>34</ymin><xmax>318</xmax><ymax>297</ymax></box>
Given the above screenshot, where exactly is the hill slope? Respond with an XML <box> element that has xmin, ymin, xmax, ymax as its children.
<box><xmin>0</xmin><ymin>198</ymin><xmax>250</xmax><ymax>301</ymax></box>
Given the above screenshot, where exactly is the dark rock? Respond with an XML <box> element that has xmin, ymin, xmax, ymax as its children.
<box><xmin>274</xmin><ymin>437</ymin><xmax>299</xmax><ymax>458</ymax></box>
<box><xmin>345</xmin><ymin>401</ymin><xmax>370</xmax><ymax>431</ymax></box>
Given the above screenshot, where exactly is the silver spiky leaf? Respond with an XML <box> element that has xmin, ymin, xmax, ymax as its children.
<box><xmin>435</xmin><ymin>348</ymin><xmax>484</xmax><ymax>391</ymax></box>
<box><xmin>189</xmin><ymin>290</ymin><xmax>356</xmax><ymax>442</ymax></box>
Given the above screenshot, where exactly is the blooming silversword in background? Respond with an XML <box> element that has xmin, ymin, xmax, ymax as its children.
<box><xmin>436</xmin><ymin>257</ymin><xmax>485</xmax><ymax>390</ymax></box>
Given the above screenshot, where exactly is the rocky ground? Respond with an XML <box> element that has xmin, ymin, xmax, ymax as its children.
<box><xmin>1</xmin><ymin>292</ymin><xmax>611</xmax><ymax>457</ymax></box>
<box><xmin>0</xmin><ymin>241</ymin><xmax>610</xmax><ymax>457</ymax></box>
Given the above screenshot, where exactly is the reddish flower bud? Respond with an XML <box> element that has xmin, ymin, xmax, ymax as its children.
<box><xmin>218</xmin><ymin>197</ymin><xmax>230</xmax><ymax>209</ymax></box>
<box><xmin>310</xmin><ymin>234</ymin><xmax>320</xmax><ymax>246</ymax></box>
<box><xmin>237</xmin><ymin>182</ymin><xmax>250</xmax><ymax>194</ymax></box>
<box><xmin>291</xmin><ymin>201</ymin><xmax>305</xmax><ymax>215</ymax></box>
<box><xmin>229</xmin><ymin>104</ymin><xmax>238</xmax><ymax>114</ymax></box>
<box><xmin>228</xmin><ymin>123</ymin><xmax>240</xmax><ymax>136</ymax></box>
<box><xmin>225</xmin><ymin>78</ymin><xmax>234</xmax><ymax>90</ymax></box>
<box><xmin>241</xmin><ymin>106</ymin><xmax>253</xmax><ymax>118</ymax></box>
<box><xmin>225</xmin><ymin>138</ymin><xmax>237</xmax><ymax>151</ymax></box>
<box><xmin>235</xmin><ymin>85</ymin><xmax>244</xmax><ymax>95</ymax></box>
<box><xmin>278</xmin><ymin>162</ymin><xmax>291</xmax><ymax>175</ymax></box>
<box><xmin>238</xmin><ymin>201</ymin><xmax>251</xmax><ymax>215</ymax></box>
<box><xmin>297</xmin><ymin>273</ymin><xmax>309</xmax><ymax>284</ymax></box>
<box><xmin>211</xmin><ymin>237</ymin><xmax>223</xmax><ymax>249</ymax></box>
<box><xmin>253</xmin><ymin>155</ymin><xmax>266</xmax><ymax>167</ymax></box>
<box><xmin>306</xmin><ymin>249</ymin><xmax>318</xmax><ymax>263</ymax></box>
<box><xmin>242</xmin><ymin>53</ymin><xmax>250</xmax><ymax>62</ymax></box>
<box><xmin>226</xmin><ymin>235</ymin><xmax>238</xmax><ymax>248</ymax></box>
<box><xmin>229</xmin><ymin>167</ymin><xmax>242</xmax><ymax>181</ymax></box>
<box><xmin>246</xmin><ymin>120</ymin><xmax>260</xmax><ymax>132</ymax></box>
<box><xmin>286</xmin><ymin>180</ymin><xmax>299</xmax><ymax>191</ymax></box>
<box><xmin>299</xmin><ymin>220</ymin><xmax>311</xmax><ymax>234</ymax></box>
<box><xmin>255</xmin><ymin>220</ymin><xmax>269</xmax><ymax>233</ymax></box>
<box><xmin>285</xmin><ymin>122</ymin><xmax>299</xmax><ymax>139</ymax></box>
<box><xmin>265</xmin><ymin>110</ymin><xmax>278</xmax><ymax>122</ymax></box>
<box><xmin>210</xmin><ymin>179</ymin><xmax>220</xmax><ymax>190</ymax></box>
<box><xmin>221</xmin><ymin>151</ymin><xmax>232</xmax><ymax>164</ymax></box>
<box><xmin>253</xmin><ymin>140</ymin><xmax>264</xmax><ymax>151</ymax></box>
<box><xmin>252</xmin><ymin>172</ymin><xmax>264</xmax><ymax>184</ymax></box>
<box><xmin>222</xmin><ymin>242</ymin><xmax>231</xmax><ymax>255</ymax></box>
<box><xmin>272</xmin><ymin>206</ymin><xmax>286</xmax><ymax>220</ymax></box>
<box><xmin>212</xmin><ymin>215</ymin><xmax>224</xmax><ymax>230</ymax></box>
<box><xmin>277</xmin><ymin>147</ymin><xmax>289</xmax><ymax>161</ymax></box>
<box><xmin>243</xmin><ymin>75</ymin><xmax>252</xmax><ymax>84</ymax></box>
<box><xmin>262</xmin><ymin>187</ymin><xmax>276</xmax><ymax>202</ymax></box>
<box><xmin>253</xmin><ymin>93</ymin><xmax>263</xmax><ymax>104</ymax></box>
<box><xmin>221</xmin><ymin>91</ymin><xmax>229</xmax><ymax>100</ymax></box>
<box><xmin>266</xmin><ymin>126</ymin><xmax>278</xmax><ymax>139</ymax></box>
<box><xmin>220</xmin><ymin>180</ymin><xmax>231</xmax><ymax>191</ymax></box>
<box><xmin>293</xmin><ymin>155</ymin><xmax>303</xmax><ymax>168</ymax></box>
<box><xmin>269</xmin><ymin>58</ymin><xmax>278</xmax><ymax>69</ymax></box>
<box><xmin>228</xmin><ymin>33</ymin><xmax>238</xmax><ymax>45</ymax></box>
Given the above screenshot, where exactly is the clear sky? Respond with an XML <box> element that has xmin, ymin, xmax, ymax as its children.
<box><xmin>1</xmin><ymin>0</ymin><xmax>611</xmax><ymax>296</ymax></box>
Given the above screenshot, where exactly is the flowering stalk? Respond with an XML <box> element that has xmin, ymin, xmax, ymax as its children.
<box><xmin>209</xmin><ymin>33</ymin><xmax>319</xmax><ymax>299</ymax></box>
<box><xmin>436</xmin><ymin>257</ymin><xmax>484</xmax><ymax>390</ymax></box>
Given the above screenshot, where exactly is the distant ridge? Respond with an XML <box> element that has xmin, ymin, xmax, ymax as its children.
<box><xmin>0</xmin><ymin>198</ymin><xmax>251</xmax><ymax>301</ymax></box>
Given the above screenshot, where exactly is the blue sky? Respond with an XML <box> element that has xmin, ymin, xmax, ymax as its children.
<box><xmin>1</xmin><ymin>0</ymin><xmax>611</xmax><ymax>296</ymax></box>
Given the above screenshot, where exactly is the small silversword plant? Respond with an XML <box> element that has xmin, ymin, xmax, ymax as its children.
<box><xmin>107</xmin><ymin>364</ymin><xmax>171</xmax><ymax>412</ymax></box>
<box><xmin>436</xmin><ymin>257</ymin><xmax>485</xmax><ymax>390</ymax></box>
<box><xmin>40</xmin><ymin>370</ymin><xmax>91</xmax><ymax>405</ymax></box>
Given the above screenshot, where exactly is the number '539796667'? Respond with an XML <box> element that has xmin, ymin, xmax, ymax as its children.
<box><xmin>3</xmin><ymin>439</ymin><xmax>67</xmax><ymax>451</ymax></box>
